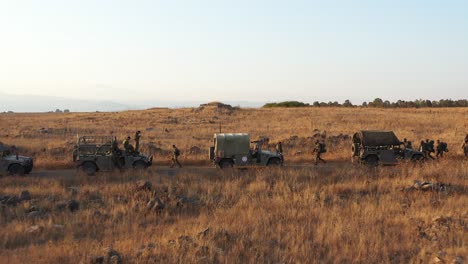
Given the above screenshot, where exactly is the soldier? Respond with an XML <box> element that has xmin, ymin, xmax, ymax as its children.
<box><xmin>134</xmin><ymin>131</ymin><xmax>141</xmax><ymax>153</ymax></box>
<box><xmin>418</xmin><ymin>140</ymin><xmax>425</xmax><ymax>153</ymax></box>
<box><xmin>428</xmin><ymin>140</ymin><xmax>436</xmax><ymax>160</ymax></box>
<box><xmin>111</xmin><ymin>139</ymin><xmax>122</xmax><ymax>169</ymax></box>
<box><xmin>123</xmin><ymin>136</ymin><xmax>135</xmax><ymax>154</ymax></box>
<box><xmin>275</xmin><ymin>141</ymin><xmax>283</xmax><ymax>164</ymax></box>
<box><xmin>402</xmin><ymin>138</ymin><xmax>408</xmax><ymax>149</ymax></box>
<box><xmin>406</xmin><ymin>141</ymin><xmax>413</xmax><ymax>150</ymax></box>
<box><xmin>170</xmin><ymin>144</ymin><xmax>182</xmax><ymax>168</ymax></box>
<box><xmin>312</xmin><ymin>140</ymin><xmax>326</xmax><ymax>165</ymax></box>
<box><xmin>436</xmin><ymin>139</ymin><xmax>448</xmax><ymax>159</ymax></box>
<box><xmin>462</xmin><ymin>135</ymin><xmax>468</xmax><ymax>157</ymax></box>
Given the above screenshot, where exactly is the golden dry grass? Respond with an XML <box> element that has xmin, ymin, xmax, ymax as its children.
<box><xmin>0</xmin><ymin>106</ymin><xmax>467</xmax><ymax>263</ymax></box>
<box><xmin>0</xmin><ymin>106</ymin><xmax>467</xmax><ymax>168</ymax></box>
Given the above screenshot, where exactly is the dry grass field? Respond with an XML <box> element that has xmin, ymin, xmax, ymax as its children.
<box><xmin>0</xmin><ymin>105</ymin><xmax>467</xmax><ymax>263</ymax></box>
<box><xmin>1</xmin><ymin>105</ymin><xmax>467</xmax><ymax>168</ymax></box>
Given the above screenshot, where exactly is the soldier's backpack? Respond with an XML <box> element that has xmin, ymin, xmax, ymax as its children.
<box><xmin>440</xmin><ymin>142</ymin><xmax>448</xmax><ymax>152</ymax></box>
<box><xmin>319</xmin><ymin>143</ymin><xmax>327</xmax><ymax>153</ymax></box>
<box><xmin>175</xmin><ymin>148</ymin><xmax>181</xmax><ymax>157</ymax></box>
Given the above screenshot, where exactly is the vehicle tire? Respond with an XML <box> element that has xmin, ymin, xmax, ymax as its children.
<box><xmin>267</xmin><ymin>158</ymin><xmax>281</xmax><ymax>167</ymax></box>
<box><xmin>365</xmin><ymin>155</ymin><xmax>379</xmax><ymax>167</ymax></box>
<box><xmin>82</xmin><ymin>162</ymin><xmax>97</xmax><ymax>176</ymax></box>
<box><xmin>133</xmin><ymin>160</ymin><xmax>148</xmax><ymax>170</ymax></box>
<box><xmin>8</xmin><ymin>164</ymin><xmax>25</xmax><ymax>176</ymax></box>
<box><xmin>219</xmin><ymin>159</ymin><xmax>233</xmax><ymax>169</ymax></box>
<box><xmin>411</xmin><ymin>154</ymin><xmax>424</xmax><ymax>162</ymax></box>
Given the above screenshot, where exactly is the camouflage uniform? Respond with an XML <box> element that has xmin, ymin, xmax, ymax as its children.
<box><xmin>134</xmin><ymin>131</ymin><xmax>141</xmax><ymax>153</ymax></box>
<box><xmin>123</xmin><ymin>137</ymin><xmax>135</xmax><ymax>154</ymax></box>
<box><xmin>170</xmin><ymin>145</ymin><xmax>182</xmax><ymax>168</ymax></box>
<box><xmin>462</xmin><ymin>136</ymin><xmax>468</xmax><ymax>157</ymax></box>
<box><xmin>313</xmin><ymin>141</ymin><xmax>326</xmax><ymax>165</ymax></box>
<box><xmin>436</xmin><ymin>140</ymin><xmax>445</xmax><ymax>158</ymax></box>
<box><xmin>275</xmin><ymin>142</ymin><xmax>284</xmax><ymax>164</ymax></box>
<box><xmin>111</xmin><ymin>140</ymin><xmax>122</xmax><ymax>168</ymax></box>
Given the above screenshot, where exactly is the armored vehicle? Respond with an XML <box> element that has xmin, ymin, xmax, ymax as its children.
<box><xmin>209</xmin><ymin>133</ymin><xmax>282</xmax><ymax>168</ymax></box>
<box><xmin>74</xmin><ymin>136</ymin><xmax>153</xmax><ymax>175</ymax></box>
<box><xmin>352</xmin><ymin>130</ymin><xmax>424</xmax><ymax>166</ymax></box>
<box><xmin>0</xmin><ymin>145</ymin><xmax>33</xmax><ymax>176</ymax></box>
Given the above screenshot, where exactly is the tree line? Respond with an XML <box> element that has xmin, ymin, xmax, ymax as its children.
<box><xmin>263</xmin><ymin>99</ymin><xmax>468</xmax><ymax>108</ymax></box>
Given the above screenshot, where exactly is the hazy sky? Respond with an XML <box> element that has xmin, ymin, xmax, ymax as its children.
<box><xmin>1</xmin><ymin>0</ymin><xmax>467</xmax><ymax>104</ymax></box>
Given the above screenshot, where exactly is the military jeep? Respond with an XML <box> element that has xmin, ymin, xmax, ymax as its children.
<box><xmin>0</xmin><ymin>145</ymin><xmax>33</xmax><ymax>176</ymax></box>
<box><xmin>209</xmin><ymin>133</ymin><xmax>282</xmax><ymax>168</ymax></box>
<box><xmin>74</xmin><ymin>136</ymin><xmax>153</xmax><ymax>175</ymax></box>
<box><xmin>352</xmin><ymin>131</ymin><xmax>424</xmax><ymax>166</ymax></box>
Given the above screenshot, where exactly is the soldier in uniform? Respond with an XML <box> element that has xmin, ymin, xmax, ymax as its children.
<box><xmin>123</xmin><ymin>136</ymin><xmax>135</xmax><ymax>154</ymax></box>
<box><xmin>436</xmin><ymin>140</ymin><xmax>443</xmax><ymax>159</ymax></box>
<box><xmin>402</xmin><ymin>138</ymin><xmax>408</xmax><ymax>149</ymax></box>
<box><xmin>427</xmin><ymin>140</ymin><xmax>436</xmax><ymax>160</ymax></box>
<box><xmin>462</xmin><ymin>134</ymin><xmax>468</xmax><ymax>157</ymax></box>
<box><xmin>134</xmin><ymin>131</ymin><xmax>141</xmax><ymax>153</ymax></box>
<box><xmin>312</xmin><ymin>140</ymin><xmax>326</xmax><ymax>165</ymax></box>
<box><xmin>111</xmin><ymin>139</ymin><xmax>122</xmax><ymax>169</ymax></box>
<box><xmin>275</xmin><ymin>141</ymin><xmax>283</xmax><ymax>164</ymax></box>
<box><xmin>406</xmin><ymin>141</ymin><xmax>413</xmax><ymax>150</ymax></box>
<box><xmin>170</xmin><ymin>144</ymin><xmax>182</xmax><ymax>168</ymax></box>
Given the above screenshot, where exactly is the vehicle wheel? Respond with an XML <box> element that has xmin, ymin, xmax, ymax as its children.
<box><xmin>8</xmin><ymin>164</ymin><xmax>25</xmax><ymax>176</ymax></box>
<box><xmin>219</xmin><ymin>159</ymin><xmax>233</xmax><ymax>169</ymax></box>
<box><xmin>411</xmin><ymin>154</ymin><xmax>424</xmax><ymax>162</ymax></box>
<box><xmin>82</xmin><ymin>162</ymin><xmax>97</xmax><ymax>176</ymax></box>
<box><xmin>133</xmin><ymin>160</ymin><xmax>148</xmax><ymax>170</ymax></box>
<box><xmin>267</xmin><ymin>158</ymin><xmax>281</xmax><ymax>167</ymax></box>
<box><xmin>365</xmin><ymin>155</ymin><xmax>379</xmax><ymax>167</ymax></box>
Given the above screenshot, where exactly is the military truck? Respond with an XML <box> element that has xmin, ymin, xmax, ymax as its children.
<box><xmin>0</xmin><ymin>145</ymin><xmax>33</xmax><ymax>176</ymax></box>
<box><xmin>74</xmin><ymin>136</ymin><xmax>153</xmax><ymax>175</ymax></box>
<box><xmin>352</xmin><ymin>130</ymin><xmax>424</xmax><ymax>166</ymax></box>
<box><xmin>209</xmin><ymin>133</ymin><xmax>282</xmax><ymax>168</ymax></box>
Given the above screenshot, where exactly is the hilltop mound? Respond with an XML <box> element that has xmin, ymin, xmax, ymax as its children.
<box><xmin>199</xmin><ymin>102</ymin><xmax>234</xmax><ymax>110</ymax></box>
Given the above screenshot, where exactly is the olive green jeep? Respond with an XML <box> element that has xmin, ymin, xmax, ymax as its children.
<box><xmin>352</xmin><ymin>131</ymin><xmax>424</xmax><ymax>166</ymax></box>
<box><xmin>209</xmin><ymin>133</ymin><xmax>282</xmax><ymax>168</ymax></box>
<box><xmin>74</xmin><ymin>136</ymin><xmax>153</xmax><ymax>175</ymax></box>
<box><xmin>0</xmin><ymin>145</ymin><xmax>33</xmax><ymax>176</ymax></box>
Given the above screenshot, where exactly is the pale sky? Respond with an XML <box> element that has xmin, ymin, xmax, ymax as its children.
<box><xmin>0</xmin><ymin>0</ymin><xmax>467</xmax><ymax>104</ymax></box>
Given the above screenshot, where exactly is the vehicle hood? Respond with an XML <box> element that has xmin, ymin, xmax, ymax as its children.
<box><xmin>3</xmin><ymin>155</ymin><xmax>33</xmax><ymax>162</ymax></box>
<box><xmin>260</xmin><ymin>150</ymin><xmax>280</xmax><ymax>157</ymax></box>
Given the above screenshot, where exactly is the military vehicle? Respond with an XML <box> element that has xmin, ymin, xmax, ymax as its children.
<box><xmin>0</xmin><ymin>145</ymin><xmax>33</xmax><ymax>176</ymax></box>
<box><xmin>74</xmin><ymin>136</ymin><xmax>153</xmax><ymax>175</ymax></box>
<box><xmin>209</xmin><ymin>133</ymin><xmax>282</xmax><ymax>168</ymax></box>
<box><xmin>352</xmin><ymin>130</ymin><xmax>424</xmax><ymax>166</ymax></box>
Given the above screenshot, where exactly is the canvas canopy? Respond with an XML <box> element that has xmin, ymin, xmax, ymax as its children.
<box><xmin>352</xmin><ymin>131</ymin><xmax>401</xmax><ymax>147</ymax></box>
<box><xmin>214</xmin><ymin>133</ymin><xmax>250</xmax><ymax>157</ymax></box>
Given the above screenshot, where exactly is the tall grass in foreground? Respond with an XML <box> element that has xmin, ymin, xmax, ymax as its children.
<box><xmin>0</xmin><ymin>162</ymin><xmax>466</xmax><ymax>263</ymax></box>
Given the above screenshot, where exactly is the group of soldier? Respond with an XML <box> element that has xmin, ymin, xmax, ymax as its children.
<box><xmin>274</xmin><ymin>139</ymin><xmax>327</xmax><ymax>165</ymax></box>
<box><xmin>109</xmin><ymin>131</ymin><xmax>181</xmax><ymax>168</ymax></box>
<box><xmin>111</xmin><ymin>132</ymin><xmax>468</xmax><ymax>169</ymax></box>
<box><xmin>401</xmin><ymin>138</ymin><xmax>449</xmax><ymax>160</ymax></box>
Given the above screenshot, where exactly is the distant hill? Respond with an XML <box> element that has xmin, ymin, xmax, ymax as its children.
<box><xmin>0</xmin><ymin>92</ymin><xmax>134</xmax><ymax>112</ymax></box>
<box><xmin>0</xmin><ymin>92</ymin><xmax>266</xmax><ymax>112</ymax></box>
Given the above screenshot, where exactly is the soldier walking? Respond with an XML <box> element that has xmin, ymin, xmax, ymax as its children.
<box><xmin>134</xmin><ymin>131</ymin><xmax>141</xmax><ymax>153</ymax></box>
<box><xmin>275</xmin><ymin>141</ymin><xmax>283</xmax><ymax>164</ymax></box>
<box><xmin>111</xmin><ymin>138</ymin><xmax>122</xmax><ymax>169</ymax></box>
<box><xmin>462</xmin><ymin>134</ymin><xmax>468</xmax><ymax>157</ymax></box>
<box><xmin>436</xmin><ymin>139</ymin><xmax>448</xmax><ymax>159</ymax></box>
<box><xmin>312</xmin><ymin>140</ymin><xmax>326</xmax><ymax>165</ymax></box>
<box><xmin>170</xmin><ymin>144</ymin><xmax>182</xmax><ymax>168</ymax></box>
